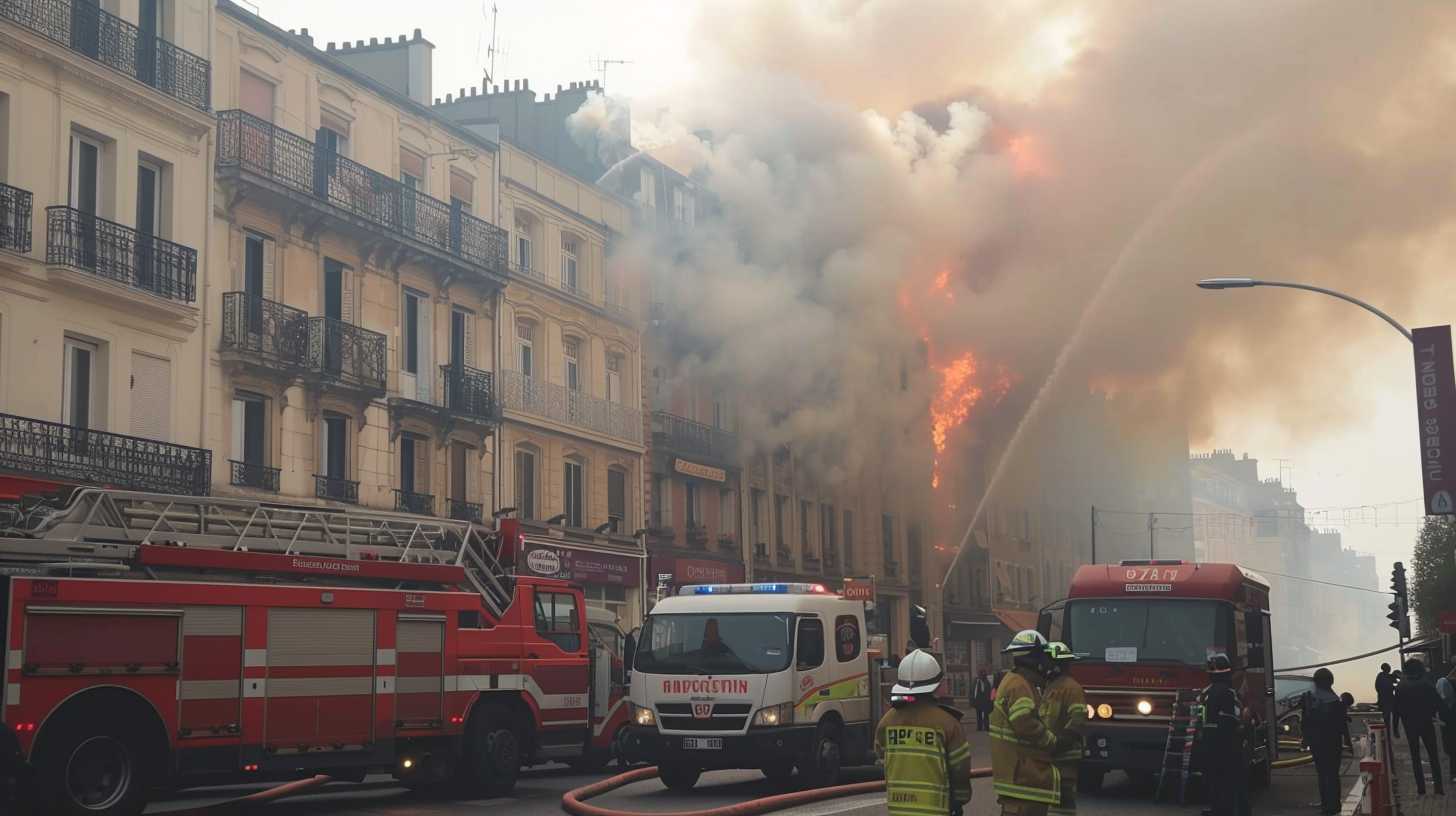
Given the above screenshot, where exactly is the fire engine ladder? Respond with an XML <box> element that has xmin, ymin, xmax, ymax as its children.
<box><xmin>0</xmin><ymin>488</ymin><xmax>514</xmax><ymax>619</ymax></box>
<box><xmin>1154</xmin><ymin>689</ymin><xmax>1201</xmax><ymax>805</ymax></box>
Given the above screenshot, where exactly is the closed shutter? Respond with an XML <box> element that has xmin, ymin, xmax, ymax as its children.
<box><xmin>450</xmin><ymin>171</ymin><xmax>473</xmax><ymax>207</ymax></box>
<box><xmin>231</xmin><ymin>398</ymin><xmax>245</xmax><ymax>462</ymax></box>
<box><xmin>400</xmin><ymin>149</ymin><xmax>426</xmax><ymax>181</ymax></box>
<box><xmin>267</xmin><ymin>608</ymin><xmax>373</xmax><ymax>667</ymax></box>
<box><xmin>240</xmin><ymin>71</ymin><xmax>274</xmax><ymax>121</ymax></box>
<box><xmin>130</xmin><ymin>352</ymin><xmax>171</xmax><ymax>441</ymax></box>
<box><xmin>414</xmin><ymin>436</ymin><xmax>430</xmax><ymax>493</ymax></box>
<box><xmin>417</xmin><ymin>298</ymin><xmax>432</xmax><ymax>402</ymax></box>
<box><xmin>340</xmin><ymin>265</ymin><xmax>354</xmax><ymax>323</ymax></box>
<box><xmin>262</xmin><ymin>236</ymin><xmax>276</xmax><ymax>299</ymax></box>
<box><xmin>463</xmin><ymin>312</ymin><xmax>475</xmax><ymax>367</ymax></box>
<box><xmin>466</xmin><ymin>445</ymin><xmax>479</xmax><ymax>502</ymax></box>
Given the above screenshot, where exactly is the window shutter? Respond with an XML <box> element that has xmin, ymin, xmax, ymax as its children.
<box><xmin>262</xmin><ymin>237</ymin><xmax>276</xmax><ymax>299</ymax></box>
<box><xmin>129</xmin><ymin>353</ymin><xmax>171</xmax><ymax>441</ymax></box>
<box><xmin>231</xmin><ymin>398</ymin><xmax>245</xmax><ymax>462</ymax></box>
<box><xmin>450</xmin><ymin>172</ymin><xmax>473</xmax><ymax>207</ymax></box>
<box><xmin>417</xmin><ymin>298</ymin><xmax>433</xmax><ymax>402</ymax></box>
<box><xmin>400</xmin><ymin>149</ymin><xmax>426</xmax><ymax>181</ymax></box>
<box><xmin>463</xmin><ymin>312</ymin><xmax>476</xmax><ymax>367</ymax></box>
<box><xmin>239</xmin><ymin>71</ymin><xmax>274</xmax><ymax>121</ymax></box>
<box><xmin>414</xmin><ymin>436</ymin><xmax>430</xmax><ymax>492</ymax></box>
<box><xmin>341</xmin><ymin>265</ymin><xmax>354</xmax><ymax>323</ymax></box>
<box><xmin>318</xmin><ymin>418</ymin><xmax>327</xmax><ymax>476</ymax></box>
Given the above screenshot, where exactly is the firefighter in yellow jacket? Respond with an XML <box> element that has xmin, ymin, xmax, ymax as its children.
<box><xmin>1041</xmin><ymin>642</ymin><xmax>1087</xmax><ymax>815</ymax></box>
<box><xmin>991</xmin><ymin>629</ymin><xmax>1060</xmax><ymax>816</ymax></box>
<box><xmin>875</xmin><ymin>650</ymin><xmax>973</xmax><ymax>816</ymax></box>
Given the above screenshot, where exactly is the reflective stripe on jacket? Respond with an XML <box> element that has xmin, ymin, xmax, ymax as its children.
<box><xmin>876</xmin><ymin>699</ymin><xmax>973</xmax><ymax>816</ymax></box>
<box><xmin>990</xmin><ymin>667</ymin><xmax>1060</xmax><ymax>805</ymax></box>
<box><xmin>1041</xmin><ymin>673</ymin><xmax>1087</xmax><ymax>767</ymax></box>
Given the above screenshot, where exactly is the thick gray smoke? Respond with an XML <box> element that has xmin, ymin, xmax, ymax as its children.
<box><xmin>574</xmin><ymin>1</ymin><xmax>1456</xmax><ymax>496</ymax></box>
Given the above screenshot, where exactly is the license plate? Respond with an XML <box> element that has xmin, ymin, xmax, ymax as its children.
<box><xmin>683</xmin><ymin>738</ymin><xmax>723</xmax><ymax>750</ymax></box>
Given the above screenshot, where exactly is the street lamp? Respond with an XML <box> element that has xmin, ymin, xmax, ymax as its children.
<box><xmin>1195</xmin><ymin>278</ymin><xmax>1412</xmax><ymax>342</ymax></box>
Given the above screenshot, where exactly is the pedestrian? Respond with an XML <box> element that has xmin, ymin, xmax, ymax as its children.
<box><xmin>1340</xmin><ymin>692</ymin><xmax>1357</xmax><ymax>753</ymax></box>
<box><xmin>1393</xmin><ymin>658</ymin><xmax>1445</xmax><ymax>796</ymax></box>
<box><xmin>876</xmin><ymin>650</ymin><xmax>973</xmax><ymax>816</ymax></box>
<box><xmin>1041</xmin><ymin>643</ymin><xmax>1087</xmax><ymax>816</ymax></box>
<box><xmin>1196</xmin><ymin>653</ymin><xmax>1251</xmax><ymax>816</ymax></box>
<box><xmin>1377</xmin><ymin>662</ymin><xmax>1396</xmax><ymax>735</ymax></box>
<box><xmin>1437</xmin><ymin>664</ymin><xmax>1456</xmax><ymax>783</ymax></box>
<box><xmin>1302</xmin><ymin>668</ymin><xmax>1345</xmax><ymax>815</ymax></box>
<box><xmin>973</xmin><ymin>669</ymin><xmax>995</xmax><ymax>732</ymax></box>
<box><xmin>990</xmin><ymin>629</ymin><xmax>1060</xmax><ymax>816</ymax></box>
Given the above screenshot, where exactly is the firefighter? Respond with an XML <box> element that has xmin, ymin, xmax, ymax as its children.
<box><xmin>1042</xmin><ymin>642</ymin><xmax>1086</xmax><ymax>815</ymax></box>
<box><xmin>1196</xmin><ymin>653</ymin><xmax>1251</xmax><ymax>816</ymax></box>
<box><xmin>991</xmin><ymin>629</ymin><xmax>1060</xmax><ymax>816</ymax></box>
<box><xmin>875</xmin><ymin>649</ymin><xmax>973</xmax><ymax>816</ymax></box>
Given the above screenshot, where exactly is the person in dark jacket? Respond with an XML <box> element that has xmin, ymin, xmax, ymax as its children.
<box><xmin>972</xmin><ymin>669</ymin><xmax>994</xmax><ymax>732</ymax></box>
<box><xmin>1340</xmin><ymin>692</ymin><xmax>1357</xmax><ymax>753</ymax></box>
<box><xmin>1394</xmin><ymin>659</ymin><xmax>1445</xmax><ymax>796</ymax></box>
<box><xmin>1196</xmin><ymin>653</ymin><xmax>1251</xmax><ymax>816</ymax></box>
<box><xmin>1303</xmin><ymin>668</ymin><xmax>1345</xmax><ymax>815</ymax></box>
<box><xmin>1376</xmin><ymin>663</ymin><xmax>1396</xmax><ymax>735</ymax></box>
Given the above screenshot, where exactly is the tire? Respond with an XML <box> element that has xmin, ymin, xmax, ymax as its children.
<box><xmin>658</xmin><ymin>763</ymin><xmax>701</xmax><ymax>791</ymax></box>
<box><xmin>761</xmin><ymin>763</ymin><xmax>794</xmax><ymax>784</ymax></box>
<box><xmin>610</xmin><ymin>727</ymin><xmax>631</xmax><ymax>767</ymax></box>
<box><xmin>461</xmin><ymin>707</ymin><xmax>521</xmax><ymax>796</ymax></box>
<box><xmin>34</xmin><ymin>722</ymin><xmax>151</xmax><ymax>816</ymax></box>
<box><xmin>799</xmin><ymin>726</ymin><xmax>842</xmax><ymax>788</ymax></box>
<box><xmin>1076</xmin><ymin>768</ymin><xmax>1104</xmax><ymax>794</ymax></box>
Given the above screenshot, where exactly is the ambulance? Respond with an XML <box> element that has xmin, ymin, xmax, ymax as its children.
<box><xmin>624</xmin><ymin>583</ymin><xmax>886</xmax><ymax>790</ymax></box>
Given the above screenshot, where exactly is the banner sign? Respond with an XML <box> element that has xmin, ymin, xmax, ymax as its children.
<box><xmin>1412</xmin><ymin>325</ymin><xmax>1456</xmax><ymax>515</ymax></box>
<box><xmin>519</xmin><ymin>540</ymin><xmax>641</xmax><ymax>586</ymax></box>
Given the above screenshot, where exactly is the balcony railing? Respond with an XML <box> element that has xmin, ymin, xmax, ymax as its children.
<box><xmin>0</xmin><ymin>411</ymin><xmax>211</xmax><ymax>495</ymax></box>
<box><xmin>220</xmin><ymin>292</ymin><xmax>309</xmax><ymax>370</ymax></box>
<box><xmin>229</xmin><ymin>459</ymin><xmax>280</xmax><ymax>492</ymax></box>
<box><xmin>0</xmin><ymin>183</ymin><xmax>33</xmax><ymax>254</ymax></box>
<box><xmin>305</xmin><ymin>316</ymin><xmax>387</xmax><ymax>395</ymax></box>
<box><xmin>315</xmin><ymin>474</ymin><xmax>358</xmax><ymax>504</ymax></box>
<box><xmin>216</xmin><ymin>110</ymin><xmax>507</xmax><ymax>276</ymax></box>
<box><xmin>46</xmin><ymin>206</ymin><xmax>197</xmax><ymax>302</ymax></box>
<box><xmin>447</xmin><ymin>497</ymin><xmax>483</xmax><ymax>524</ymax></box>
<box><xmin>686</xmin><ymin>524</ymin><xmax>709</xmax><ymax>550</ymax></box>
<box><xmin>498</xmin><ymin>371</ymin><xmax>642</xmax><ymax>444</ymax></box>
<box><xmin>440</xmin><ymin>363</ymin><xmax>497</xmax><ymax>422</ymax></box>
<box><xmin>651</xmin><ymin>412</ymin><xmax>737</xmax><ymax>463</ymax></box>
<box><xmin>1</xmin><ymin>0</ymin><xmax>210</xmax><ymax>110</ymax></box>
<box><xmin>509</xmin><ymin>258</ymin><xmax>547</xmax><ymax>284</ymax></box>
<box><xmin>394</xmin><ymin>488</ymin><xmax>435</xmax><ymax>516</ymax></box>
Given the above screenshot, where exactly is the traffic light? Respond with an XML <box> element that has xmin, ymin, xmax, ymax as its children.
<box><xmin>1390</xmin><ymin>562</ymin><xmax>1408</xmax><ymax>599</ymax></box>
<box><xmin>1388</xmin><ymin>562</ymin><xmax>1411</xmax><ymax>640</ymax></box>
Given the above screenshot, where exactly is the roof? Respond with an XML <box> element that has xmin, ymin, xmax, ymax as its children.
<box><xmin>993</xmin><ymin>609</ymin><xmax>1039</xmax><ymax>633</ymax></box>
<box><xmin>648</xmin><ymin>591</ymin><xmax>861</xmax><ymax>615</ymax></box>
<box><xmin>1067</xmin><ymin>562</ymin><xmax>1270</xmax><ymax>600</ymax></box>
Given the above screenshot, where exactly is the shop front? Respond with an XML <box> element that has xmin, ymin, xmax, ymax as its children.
<box><xmin>647</xmin><ymin>554</ymin><xmax>746</xmax><ymax>606</ymax></box>
<box><xmin>516</xmin><ymin>533</ymin><xmax>646</xmax><ymax>631</ymax></box>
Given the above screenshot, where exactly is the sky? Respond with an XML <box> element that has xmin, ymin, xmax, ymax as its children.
<box><xmin>241</xmin><ymin>0</ymin><xmax>1446</xmax><ymax>611</ymax></box>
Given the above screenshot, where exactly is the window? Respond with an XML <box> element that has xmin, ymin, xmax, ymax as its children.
<box><xmin>800</xmin><ymin>499</ymin><xmax>812</xmax><ymax>556</ymax></box>
<box><xmin>136</xmin><ymin>160</ymin><xmax>161</xmax><ymax>237</ymax></box>
<box><xmin>882</xmin><ymin>514</ymin><xmax>895</xmax><ymax>567</ymax></box>
<box><xmin>607</xmin><ymin>468</ymin><xmax>626</xmax><ymax>532</ymax></box>
<box><xmin>750</xmin><ymin>490</ymin><xmax>764</xmax><ymax>546</ymax></box>
<box><xmin>129</xmin><ymin>352</ymin><xmax>170</xmax><ymax>441</ymax></box>
<box><xmin>796</xmin><ymin>617</ymin><xmax>825</xmax><ymax>670</ymax></box>
<box><xmin>561</xmin><ymin>236</ymin><xmax>579</xmax><ymax>291</ymax></box>
<box><xmin>774</xmin><ymin>495</ymin><xmax>787</xmax><ymax>554</ymax></box>
<box><xmin>517</xmin><ymin>321</ymin><xmax>534</xmax><ymax>377</ymax></box>
<box><xmin>403</xmin><ymin>290</ymin><xmax>421</xmax><ymax>375</ymax></box>
<box><xmin>673</xmin><ymin>187</ymin><xmax>685</xmax><ymax>222</ymax></box>
<box><xmin>835</xmin><ymin>615</ymin><xmax>862</xmax><ymax>662</ymax></box>
<box><xmin>685</xmin><ymin>481</ymin><xmax>701</xmax><ymax>528</ymax></box>
<box><xmin>719</xmin><ymin>490</ymin><xmax>735</xmax><ymax>536</ymax></box>
<box><xmin>843</xmin><ymin>510</ymin><xmax>855</xmax><ymax>569</ymax></box>
<box><xmin>606</xmin><ymin>353</ymin><xmax>622</xmax><ymax>404</ymax></box>
<box><xmin>564</xmin><ymin>337</ymin><xmax>580</xmax><ymax>391</ymax></box>
<box><xmin>239</xmin><ymin>70</ymin><xmax>274</xmax><ymax>122</ymax></box>
<box><xmin>713</xmin><ymin>399</ymin><xmax>729</xmax><ymax>430</ymax></box>
<box><xmin>514</xmin><ymin>448</ymin><xmax>537</xmax><ymax>519</ymax></box>
<box><xmin>516</xmin><ymin>227</ymin><xmax>532</xmax><ymax>272</ymax></box>
<box><xmin>323</xmin><ymin>258</ymin><xmax>351</xmax><ymax>322</ymax></box>
<box><xmin>450</xmin><ymin>308</ymin><xmax>473</xmax><ymax>366</ymax></box>
<box><xmin>450</xmin><ymin>171</ymin><xmax>473</xmax><ymax>215</ymax></box>
<box><xmin>533</xmin><ymin>590</ymin><xmax>581</xmax><ymax>652</ymax></box>
<box><xmin>231</xmin><ymin>391</ymin><xmax>267</xmax><ymax>467</ymax></box>
<box><xmin>69</xmin><ymin>133</ymin><xmax>102</xmax><ymax>216</ymax></box>
<box><xmin>1246</xmin><ymin>609</ymin><xmax>1267</xmax><ymax>669</ymax></box>
<box><xmin>564</xmin><ymin>459</ymin><xmax>584</xmax><ymax>527</ymax></box>
<box><xmin>639</xmin><ymin>167</ymin><xmax>655</xmax><ymax>209</ymax></box>
<box><xmin>316</xmin><ymin>112</ymin><xmax>349</xmax><ymax>156</ymax></box>
<box><xmin>585</xmin><ymin>584</ymin><xmax>627</xmax><ymax>617</ymax></box>
<box><xmin>63</xmin><ymin>337</ymin><xmax>99</xmax><ymax>429</ymax></box>
<box><xmin>822</xmin><ymin>504</ymin><xmax>836</xmax><ymax>561</ymax></box>
<box><xmin>400</xmin><ymin>434</ymin><xmax>429</xmax><ymax>495</ymax></box>
<box><xmin>399</xmin><ymin>149</ymin><xmax>425</xmax><ymax>189</ymax></box>
<box><xmin>243</xmin><ymin>231</ymin><xmax>274</xmax><ymax>309</ymax></box>
<box><xmin>651</xmin><ymin>474</ymin><xmax>670</xmax><ymax>528</ymax></box>
<box><xmin>450</xmin><ymin>441</ymin><xmax>469</xmax><ymax>502</ymax></box>
<box><xmin>321</xmin><ymin>413</ymin><xmax>348</xmax><ymax>479</ymax></box>
<box><xmin>1066</xmin><ymin>600</ymin><xmax>1233</xmax><ymax>666</ymax></box>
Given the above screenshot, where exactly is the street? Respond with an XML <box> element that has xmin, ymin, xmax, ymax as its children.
<box><xmin>147</xmin><ymin>729</ymin><xmax>1361</xmax><ymax>816</ymax></box>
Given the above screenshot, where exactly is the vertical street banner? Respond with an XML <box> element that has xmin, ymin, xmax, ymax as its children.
<box><xmin>1412</xmin><ymin>325</ymin><xmax>1456</xmax><ymax>515</ymax></box>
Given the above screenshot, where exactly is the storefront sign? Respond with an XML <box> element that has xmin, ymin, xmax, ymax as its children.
<box><xmin>842</xmin><ymin>577</ymin><xmax>875</xmax><ymax>602</ymax></box>
<box><xmin>674</xmin><ymin>459</ymin><xmax>727</xmax><ymax>483</ymax></box>
<box><xmin>652</xmin><ymin>556</ymin><xmax>745</xmax><ymax>588</ymax></box>
<box><xmin>1413</xmin><ymin>326</ymin><xmax>1456</xmax><ymax>515</ymax></box>
<box><xmin>519</xmin><ymin>540</ymin><xmax>641</xmax><ymax>586</ymax></box>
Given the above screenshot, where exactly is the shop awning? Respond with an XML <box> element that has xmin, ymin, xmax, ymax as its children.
<box><xmin>947</xmin><ymin>612</ymin><xmax>1004</xmax><ymax>641</ymax></box>
<box><xmin>993</xmin><ymin>608</ymin><xmax>1039</xmax><ymax>634</ymax></box>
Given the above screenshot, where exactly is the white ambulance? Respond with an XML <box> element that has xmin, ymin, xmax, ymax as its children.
<box><xmin>624</xmin><ymin>583</ymin><xmax>887</xmax><ymax>790</ymax></box>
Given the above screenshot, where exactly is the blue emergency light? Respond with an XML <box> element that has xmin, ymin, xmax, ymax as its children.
<box><xmin>680</xmin><ymin>582</ymin><xmax>831</xmax><ymax>596</ymax></box>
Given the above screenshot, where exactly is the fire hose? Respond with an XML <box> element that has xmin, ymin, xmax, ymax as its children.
<box><xmin>151</xmin><ymin>774</ymin><xmax>335</xmax><ymax>816</ymax></box>
<box><xmin>561</xmin><ymin>766</ymin><xmax>994</xmax><ymax>816</ymax></box>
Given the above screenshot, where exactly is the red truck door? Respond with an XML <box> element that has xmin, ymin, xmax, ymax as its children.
<box><xmin>524</xmin><ymin>584</ymin><xmax>590</xmax><ymax>736</ymax></box>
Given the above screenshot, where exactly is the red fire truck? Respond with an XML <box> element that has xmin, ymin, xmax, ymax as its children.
<box><xmin>0</xmin><ymin>488</ymin><xmax>631</xmax><ymax>815</ymax></box>
<box><xmin>1041</xmin><ymin>560</ymin><xmax>1276</xmax><ymax>792</ymax></box>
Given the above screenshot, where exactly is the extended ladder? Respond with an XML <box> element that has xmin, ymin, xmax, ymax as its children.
<box><xmin>0</xmin><ymin>487</ymin><xmax>514</xmax><ymax>619</ymax></box>
<box><xmin>1155</xmin><ymin>689</ymin><xmax>1201</xmax><ymax>804</ymax></box>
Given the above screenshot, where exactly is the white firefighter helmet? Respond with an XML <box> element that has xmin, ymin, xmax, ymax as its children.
<box><xmin>892</xmin><ymin>649</ymin><xmax>944</xmax><ymax>696</ymax></box>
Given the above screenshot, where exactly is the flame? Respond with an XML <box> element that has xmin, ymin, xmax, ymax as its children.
<box><xmin>931</xmin><ymin>269</ymin><xmax>954</xmax><ymax>301</ymax></box>
<box><xmin>1006</xmin><ymin>133</ymin><xmax>1051</xmax><ymax>178</ymax></box>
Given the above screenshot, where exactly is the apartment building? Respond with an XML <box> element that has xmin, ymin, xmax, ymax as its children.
<box><xmin>0</xmin><ymin>0</ymin><xmax>215</xmax><ymax>497</ymax></box>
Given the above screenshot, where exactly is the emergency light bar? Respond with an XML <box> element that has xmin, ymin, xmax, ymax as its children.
<box><xmin>679</xmin><ymin>583</ymin><xmax>833</xmax><ymax>596</ymax></box>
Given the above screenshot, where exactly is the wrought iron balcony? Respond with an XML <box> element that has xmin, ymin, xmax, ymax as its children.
<box><xmin>220</xmin><ymin>292</ymin><xmax>309</xmax><ymax>371</ymax></box>
<box><xmin>0</xmin><ymin>411</ymin><xmax>211</xmax><ymax>495</ymax></box>
<box><xmin>394</xmin><ymin>488</ymin><xmax>435</xmax><ymax>516</ymax></box>
<box><xmin>315</xmin><ymin>474</ymin><xmax>358</xmax><ymax>504</ymax></box>
<box><xmin>509</xmin><ymin>258</ymin><xmax>546</xmax><ymax>284</ymax></box>
<box><xmin>229</xmin><ymin>459</ymin><xmax>280</xmax><ymax>492</ymax></box>
<box><xmin>686</xmin><ymin>523</ymin><xmax>709</xmax><ymax>550</ymax></box>
<box><xmin>447</xmin><ymin>497</ymin><xmax>484</xmax><ymax>524</ymax></box>
<box><xmin>46</xmin><ymin>206</ymin><xmax>197</xmax><ymax>302</ymax></box>
<box><xmin>1</xmin><ymin>0</ymin><xmax>210</xmax><ymax>110</ymax></box>
<box><xmin>0</xmin><ymin>183</ymin><xmax>33</xmax><ymax>254</ymax></box>
<box><xmin>651</xmin><ymin>412</ymin><xmax>737</xmax><ymax>465</ymax></box>
<box><xmin>304</xmin><ymin>316</ymin><xmax>387</xmax><ymax>396</ymax></box>
<box><xmin>216</xmin><ymin>110</ymin><xmax>508</xmax><ymax>277</ymax></box>
<box><xmin>498</xmin><ymin>371</ymin><xmax>642</xmax><ymax>444</ymax></box>
<box><xmin>440</xmin><ymin>363</ymin><xmax>497</xmax><ymax>423</ymax></box>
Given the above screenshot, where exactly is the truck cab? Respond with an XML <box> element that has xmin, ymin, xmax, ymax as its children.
<box><xmin>625</xmin><ymin>583</ymin><xmax>880</xmax><ymax>790</ymax></box>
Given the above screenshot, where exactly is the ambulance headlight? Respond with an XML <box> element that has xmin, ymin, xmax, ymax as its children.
<box><xmin>753</xmin><ymin>703</ymin><xmax>793</xmax><ymax>727</ymax></box>
<box><xmin>1136</xmin><ymin>699</ymin><xmax>1153</xmax><ymax>716</ymax></box>
<box><xmin>633</xmin><ymin>705</ymin><xmax>656</xmax><ymax>727</ymax></box>
<box><xmin>1086</xmin><ymin>704</ymin><xmax>1096</xmax><ymax>720</ymax></box>
<box><xmin>1096</xmin><ymin>704</ymin><xmax>1114</xmax><ymax>720</ymax></box>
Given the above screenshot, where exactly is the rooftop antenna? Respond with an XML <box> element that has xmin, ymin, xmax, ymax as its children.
<box><xmin>480</xmin><ymin>2</ymin><xmax>502</xmax><ymax>85</ymax></box>
<box><xmin>591</xmin><ymin>57</ymin><xmax>632</xmax><ymax>90</ymax></box>
<box><xmin>1274</xmin><ymin>458</ymin><xmax>1294</xmax><ymax>490</ymax></box>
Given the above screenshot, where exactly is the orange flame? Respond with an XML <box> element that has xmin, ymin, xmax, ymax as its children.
<box><xmin>1006</xmin><ymin>134</ymin><xmax>1050</xmax><ymax>178</ymax></box>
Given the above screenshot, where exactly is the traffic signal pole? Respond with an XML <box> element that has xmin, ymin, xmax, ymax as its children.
<box><xmin>1388</xmin><ymin>561</ymin><xmax>1410</xmax><ymax>657</ymax></box>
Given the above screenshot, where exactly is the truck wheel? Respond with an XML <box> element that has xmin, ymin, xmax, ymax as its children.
<box><xmin>658</xmin><ymin>763</ymin><xmax>701</xmax><ymax>791</ymax></box>
<box><xmin>799</xmin><ymin>726</ymin><xmax>842</xmax><ymax>788</ymax></box>
<box><xmin>36</xmin><ymin>724</ymin><xmax>149</xmax><ymax>816</ymax></box>
<box><xmin>761</xmin><ymin>763</ymin><xmax>794</xmax><ymax>784</ymax></box>
<box><xmin>462</xmin><ymin>707</ymin><xmax>520</xmax><ymax>796</ymax></box>
<box><xmin>610</xmin><ymin>727</ymin><xmax>631</xmax><ymax>767</ymax></box>
<box><xmin>1076</xmin><ymin>768</ymin><xmax>1104</xmax><ymax>794</ymax></box>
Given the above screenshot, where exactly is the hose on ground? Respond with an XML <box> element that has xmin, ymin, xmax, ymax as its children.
<box><xmin>561</xmin><ymin>766</ymin><xmax>994</xmax><ymax>816</ymax></box>
<box><xmin>156</xmin><ymin>774</ymin><xmax>334</xmax><ymax>815</ymax></box>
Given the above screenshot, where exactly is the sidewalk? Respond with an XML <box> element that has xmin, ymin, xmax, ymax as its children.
<box><xmin>1387</xmin><ymin>722</ymin><xmax>1455</xmax><ymax>816</ymax></box>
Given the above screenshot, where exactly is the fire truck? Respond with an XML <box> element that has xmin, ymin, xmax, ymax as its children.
<box><xmin>0</xmin><ymin>487</ymin><xmax>631</xmax><ymax>815</ymax></box>
<box><xmin>1040</xmin><ymin>560</ymin><xmax>1276</xmax><ymax>792</ymax></box>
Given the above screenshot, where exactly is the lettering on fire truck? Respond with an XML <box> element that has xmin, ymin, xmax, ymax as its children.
<box><xmin>661</xmin><ymin>678</ymin><xmax>751</xmax><ymax>695</ymax></box>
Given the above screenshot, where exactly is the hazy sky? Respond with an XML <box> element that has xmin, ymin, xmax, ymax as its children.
<box><xmin>243</xmin><ymin>0</ymin><xmax>1441</xmax><ymax>605</ymax></box>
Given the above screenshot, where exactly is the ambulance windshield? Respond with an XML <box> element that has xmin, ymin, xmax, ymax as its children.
<box><xmin>1066</xmin><ymin>599</ymin><xmax>1233</xmax><ymax>665</ymax></box>
<box><xmin>635</xmin><ymin>612</ymin><xmax>793</xmax><ymax>675</ymax></box>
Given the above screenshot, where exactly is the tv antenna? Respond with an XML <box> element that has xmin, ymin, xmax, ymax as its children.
<box><xmin>480</xmin><ymin>3</ymin><xmax>504</xmax><ymax>85</ymax></box>
<box><xmin>591</xmin><ymin>57</ymin><xmax>632</xmax><ymax>90</ymax></box>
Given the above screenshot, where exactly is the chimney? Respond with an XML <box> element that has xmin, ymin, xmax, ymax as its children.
<box><xmin>355</xmin><ymin>40</ymin><xmax>364</xmax><ymax>48</ymax></box>
<box><xmin>493</xmin><ymin>84</ymin><xmax>500</xmax><ymax>93</ymax></box>
<box><xmin>470</xmin><ymin>86</ymin><xmax>478</xmax><ymax>96</ymax></box>
<box><xmin>445</xmin><ymin>93</ymin><xmax>453</xmax><ymax>103</ymax></box>
<box><xmin>369</xmin><ymin>37</ymin><xmax>378</xmax><ymax>46</ymax></box>
<box><xmin>299</xmin><ymin>27</ymin><xmax>313</xmax><ymax>46</ymax></box>
<box><xmin>413</xmin><ymin>28</ymin><xmax>424</xmax><ymax>40</ymax></box>
<box><xmin>326</xmin><ymin>41</ymin><xmax>336</xmax><ymax>51</ymax></box>
<box><xmin>329</xmin><ymin>29</ymin><xmax>436</xmax><ymax>107</ymax></box>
